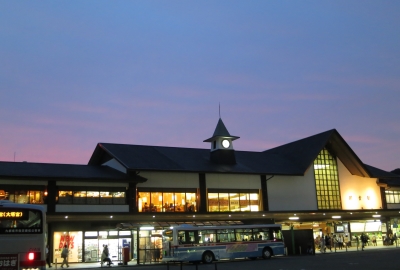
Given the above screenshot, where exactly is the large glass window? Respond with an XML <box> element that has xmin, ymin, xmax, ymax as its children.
<box><xmin>314</xmin><ymin>148</ymin><xmax>341</xmax><ymax>210</ymax></box>
<box><xmin>386</xmin><ymin>190</ymin><xmax>400</xmax><ymax>204</ymax></box>
<box><xmin>138</xmin><ymin>190</ymin><xmax>197</xmax><ymax>213</ymax></box>
<box><xmin>58</xmin><ymin>189</ymin><xmax>125</xmax><ymax>205</ymax></box>
<box><xmin>207</xmin><ymin>190</ymin><xmax>260</xmax><ymax>212</ymax></box>
<box><xmin>0</xmin><ymin>187</ymin><xmax>46</xmax><ymax>204</ymax></box>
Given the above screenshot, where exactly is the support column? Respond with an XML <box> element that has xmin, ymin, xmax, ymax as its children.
<box><xmin>260</xmin><ymin>175</ymin><xmax>268</xmax><ymax>211</ymax></box>
<box><xmin>199</xmin><ymin>173</ymin><xmax>207</xmax><ymax>213</ymax></box>
<box><xmin>46</xmin><ymin>181</ymin><xmax>57</xmax><ymax>213</ymax></box>
<box><xmin>128</xmin><ymin>182</ymin><xmax>137</xmax><ymax>213</ymax></box>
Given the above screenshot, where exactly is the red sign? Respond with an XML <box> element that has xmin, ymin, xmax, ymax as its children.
<box><xmin>59</xmin><ymin>234</ymin><xmax>75</xmax><ymax>249</ymax></box>
<box><xmin>0</xmin><ymin>254</ymin><xmax>18</xmax><ymax>270</ymax></box>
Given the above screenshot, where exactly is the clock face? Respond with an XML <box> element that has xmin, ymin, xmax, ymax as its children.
<box><xmin>221</xmin><ymin>139</ymin><xmax>230</xmax><ymax>148</ymax></box>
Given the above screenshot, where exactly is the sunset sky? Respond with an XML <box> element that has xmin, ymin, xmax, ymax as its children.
<box><xmin>1</xmin><ymin>1</ymin><xmax>399</xmax><ymax>171</ymax></box>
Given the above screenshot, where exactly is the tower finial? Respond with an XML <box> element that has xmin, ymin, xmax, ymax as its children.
<box><xmin>219</xmin><ymin>102</ymin><xmax>221</xmax><ymax>118</ymax></box>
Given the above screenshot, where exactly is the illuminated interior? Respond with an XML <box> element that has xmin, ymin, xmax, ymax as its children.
<box><xmin>207</xmin><ymin>192</ymin><xmax>259</xmax><ymax>212</ymax></box>
<box><xmin>314</xmin><ymin>148</ymin><xmax>342</xmax><ymax>210</ymax></box>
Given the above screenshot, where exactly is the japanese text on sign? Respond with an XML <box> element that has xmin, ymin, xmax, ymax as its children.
<box><xmin>0</xmin><ymin>254</ymin><xmax>18</xmax><ymax>270</ymax></box>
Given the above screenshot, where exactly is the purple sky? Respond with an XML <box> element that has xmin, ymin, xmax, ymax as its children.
<box><xmin>1</xmin><ymin>1</ymin><xmax>399</xmax><ymax>171</ymax></box>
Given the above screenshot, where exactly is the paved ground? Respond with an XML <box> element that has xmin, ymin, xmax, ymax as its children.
<box><xmin>53</xmin><ymin>244</ymin><xmax>399</xmax><ymax>270</ymax></box>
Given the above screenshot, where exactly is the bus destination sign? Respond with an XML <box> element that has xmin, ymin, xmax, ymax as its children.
<box><xmin>0</xmin><ymin>210</ymin><xmax>29</xmax><ymax>220</ymax></box>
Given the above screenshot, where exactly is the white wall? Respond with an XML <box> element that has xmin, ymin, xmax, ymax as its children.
<box><xmin>206</xmin><ymin>173</ymin><xmax>261</xmax><ymax>189</ymax></box>
<box><xmin>138</xmin><ymin>172</ymin><xmax>199</xmax><ymax>188</ymax></box>
<box><xmin>102</xmin><ymin>158</ymin><xmax>127</xmax><ymax>173</ymax></box>
<box><xmin>267</xmin><ymin>168</ymin><xmax>317</xmax><ymax>211</ymax></box>
<box><xmin>338</xmin><ymin>158</ymin><xmax>381</xmax><ymax>210</ymax></box>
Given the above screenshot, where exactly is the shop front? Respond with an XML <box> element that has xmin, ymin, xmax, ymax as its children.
<box><xmin>51</xmin><ymin>230</ymin><xmax>135</xmax><ymax>264</ymax></box>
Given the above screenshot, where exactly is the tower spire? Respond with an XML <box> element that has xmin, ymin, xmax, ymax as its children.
<box><xmin>203</xmin><ymin>117</ymin><xmax>239</xmax><ymax>164</ymax></box>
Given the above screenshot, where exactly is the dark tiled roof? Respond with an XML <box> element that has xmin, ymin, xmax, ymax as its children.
<box><xmin>263</xmin><ymin>129</ymin><xmax>334</xmax><ymax>173</ymax></box>
<box><xmin>89</xmin><ymin>129</ymin><xmax>376</xmax><ymax>177</ymax></box>
<box><xmin>90</xmin><ymin>143</ymin><xmax>303</xmax><ymax>175</ymax></box>
<box><xmin>0</xmin><ymin>161</ymin><xmax>145</xmax><ymax>182</ymax></box>
<box><xmin>374</xmin><ymin>166</ymin><xmax>400</xmax><ymax>187</ymax></box>
<box><xmin>391</xmin><ymin>169</ymin><xmax>400</xmax><ymax>175</ymax></box>
<box><xmin>365</xmin><ymin>164</ymin><xmax>400</xmax><ymax>178</ymax></box>
<box><xmin>264</xmin><ymin>129</ymin><xmax>370</xmax><ymax>177</ymax></box>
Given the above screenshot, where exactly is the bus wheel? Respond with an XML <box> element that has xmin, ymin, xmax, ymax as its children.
<box><xmin>202</xmin><ymin>251</ymin><xmax>214</xmax><ymax>264</ymax></box>
<box><xmin>262</xmin><ymin>247</ymin><xmax>272</xmax><ymax>259</ymax></box>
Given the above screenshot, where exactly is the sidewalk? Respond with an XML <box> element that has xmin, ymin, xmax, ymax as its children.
<box><xmin>315</xmin><ymin>242</ymin><xmax>399</xmax><ymax>254</ymax></box>
<box><xmin>50</xmin><ymin>260</ymin><xmax>139</xmax><ymax>270</ymax></box>
<box><xmin>50</xmin><ymin>244</ymin><xmax>400</xmax><ymax>270</ymax></box>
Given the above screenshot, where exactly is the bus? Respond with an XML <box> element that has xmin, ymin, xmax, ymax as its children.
<box><xmin>0</xmin><ymin>200</ymin><xmax>46</xmax><ymax>270</ymax></box>
<box><xmin>162</xmin><ymin>224</ymin><xmax>285</xmax><ymax>263</ymax></box>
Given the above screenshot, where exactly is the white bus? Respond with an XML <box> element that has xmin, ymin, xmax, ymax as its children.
<box><xmin>0</xmin><ymin>200</ymin><xmax>46</xmax><ymax>270</ymax></box>
<box><xmin>162</xmin><ymin>224</ymin><xmax>285</xmax><ymax>263</ymax></box>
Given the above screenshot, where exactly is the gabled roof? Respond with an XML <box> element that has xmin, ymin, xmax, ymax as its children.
<box><xmin>365</xmin><ymin>165</ymin><xmax>400</xmax><ymax>178</ymax></box>
<box><xmin>392</xmin><ymin>169</ymin><xmax>400</xmax><ymax>175</ymax></box>
<box><xmin>0</xmin><ymin>161</ymin><xmax>146</xmax><ymax>182</ymax></box>
<box><xmin>375</xmin><ymin>167</ymin><xmax>400</xmax><ymax>188</ymax></box>
<box><xmin>88</xmin><ymin>129</ymin><xmax>376</xmax><ymax>177</ymax></box>
<box><xmin>204</xmin><ymin>118</ymin><xmax>240</xmax><ymax>142</ymax></box>
<box><xmin>89</xmin><ymin>143</ymin><xmax>303</xmax><ymax>175</ymax></box>
<box><xmin>264</xmin><ymin>129</ymin><xmax>370</xmax><ymax>177</ymax></box>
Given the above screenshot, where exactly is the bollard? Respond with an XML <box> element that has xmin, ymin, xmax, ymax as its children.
<box><xmin>55</xmin><ymin>258</ymin><xmax>57</xmax><ymax>269</ymax></box>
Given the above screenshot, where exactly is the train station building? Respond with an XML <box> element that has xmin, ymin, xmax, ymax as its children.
<box><xmin>0</xmin><ymin>117</ymin><xmax>399</xmax><ymax>264</ymax></box>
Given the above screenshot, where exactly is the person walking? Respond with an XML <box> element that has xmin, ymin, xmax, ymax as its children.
<box><xmin>361</xmin><ymin>233</ymin><xmax>367</xmax><ymax>251</ymax></box>
<box><xmin>46</xmin><ymin>245</ymin><xmax>52</xmax><ymax>268</ymax></box>
<box><xmin>320</xmin><ymin>234</ymin><xmax>325</xmax><ymax>253</ymax></box>
<box><xmin>338</xmin><ymin>235</ymin><xmax>343</xmax><ymax>250</ymax></box>
<box><xmin>371</xmin><ymin>234</ymin><xmax>377</xmax><ymax>246</ymax></box>
<box><xmin>60</xmin><ymin>245</ymin><xmax>69</xmax><ymax>268</ymax></box>
<box><xmin>355</xmin><ymin>235</ymin><xmax>359</xmax><ymax>250</ymax></box>
<box><xmin>101</xmin><ymin>244</ymin><xmax>112</xmax><ymax>267</ymax></box>
<box><xmin>325</xmin><ymin>234</ymin><xmax>332</xmax><ymax>252</ymax></box>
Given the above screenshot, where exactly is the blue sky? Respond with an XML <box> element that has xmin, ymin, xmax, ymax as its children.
<box><xmin>1</xmin><ymin>1</ymin><xmax>399</xmax><ymax>171</ymax></box>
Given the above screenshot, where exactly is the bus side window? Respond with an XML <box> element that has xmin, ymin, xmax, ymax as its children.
<box><xmin>178</xmin><ymin>231</ymin><xmax>186</xmax><ymax>244</ymax></box>
<box><xmin>188</xmin><ymin>231</ymin><xmax>197</xmax><ymax>244</ymax></box>
<box><xmin>273</xmin><ymin>228</ymin><xmax>283</xmax><ymax>240</ymax></box>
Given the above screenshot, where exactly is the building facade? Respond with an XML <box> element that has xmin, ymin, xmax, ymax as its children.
<box><xmin>0</xmin><ymin>118</ymin><xmax>399</xmax><ymax>263</ymax></box>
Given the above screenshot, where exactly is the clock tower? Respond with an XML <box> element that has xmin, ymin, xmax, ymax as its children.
<box><xmin>204</xmin><ymin>118</ymin><xmax>239</xmax><ymax>164</ymax></box>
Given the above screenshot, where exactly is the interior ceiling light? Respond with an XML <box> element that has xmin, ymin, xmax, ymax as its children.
<box><xmin>372</xmin><ymin>215</ymin><xmax>381</xmax><ymax>218</ymax></box>
<box><xmin>289</xmin><ymin>217</ymin><xmax>299</xmax><ymax>220</ymax></box>
<box><xmin>332</xmin><ymin>216</ymin><xmax>341</xmax><ymax>219</ymax></box>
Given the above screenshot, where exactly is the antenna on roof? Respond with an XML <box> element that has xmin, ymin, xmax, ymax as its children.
<box><xmin>14</xmin><ymin>152</ymin><xmax>16</xmax><ymax>162</ymax></box>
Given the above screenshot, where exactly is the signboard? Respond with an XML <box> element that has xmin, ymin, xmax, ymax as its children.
<box><xmin>0</xmin><ymin>210</ymin><xmax>28</xmax><ymax>220</ymax></box>
<box><xmin>0</xmin><ymin>254</ymin><xmax>18</xmax><ymax>270</ymax></box>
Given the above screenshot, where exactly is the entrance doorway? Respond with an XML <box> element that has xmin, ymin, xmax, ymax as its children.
<box><xmin>138</xmin><ymin>230</ymin><xmax>162</xmax><ymax>264</ymax></box>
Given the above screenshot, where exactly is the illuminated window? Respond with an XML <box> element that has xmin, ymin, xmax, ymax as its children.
<box><xmin>313</xmin><ymin>148</ymin><xmax>341</xmax><ymax>210</ymax></box>
<box><xmin>58</xmin><ymin>189</ymin><xmax>125</xmax><ymax>205</ymax></box>
<box><xmin>207</xmin><ymin>190</ymin><xmax>259</xmax><ymax>212</ymax></box>
<box><xmin>1</xmin><ymin>188</ymin><xmax>45</xmax><ymax>205</ymax></box>
<box><xmin>138</xmin><ymin>190</ymin><xmax>197</xmax><ymax>213</ymax></box>
<box><xmin>385</xmin><ymin>190</ymin><xmax>400</xmax><ymax>204</ymax></box>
